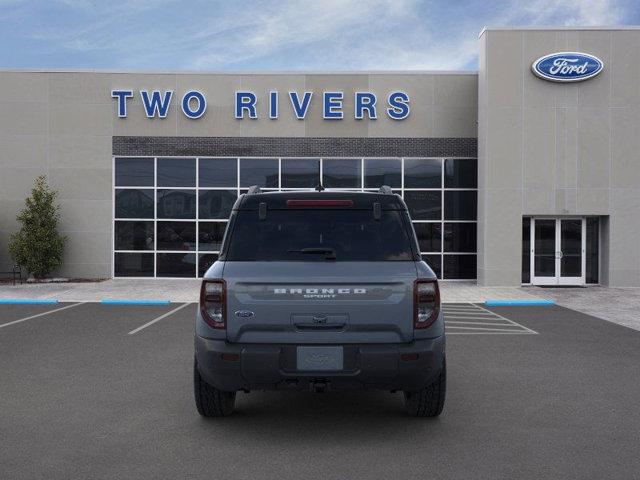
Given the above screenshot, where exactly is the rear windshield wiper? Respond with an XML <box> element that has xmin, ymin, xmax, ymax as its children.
<box><xmin>287</xmin><ymin>247</ymin><xmax>337</xmax><ymax>260</ymax></box>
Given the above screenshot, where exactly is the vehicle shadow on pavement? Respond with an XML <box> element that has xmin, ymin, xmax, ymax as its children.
<box><xmin>193</xmin><ymin>390</ymin><xmax>444</xmax><ymax>441</ymax></box>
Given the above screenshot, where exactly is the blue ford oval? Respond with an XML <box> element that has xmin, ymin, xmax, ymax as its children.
<box><xmin>532</xmin><ymin>52</ymin><xmax>603</xmax><ymax>82</ymax></box>
<box><xmin>234</xmin><ymin>310</ymin><xmax>254</xmax><ymax>318</ymax></box>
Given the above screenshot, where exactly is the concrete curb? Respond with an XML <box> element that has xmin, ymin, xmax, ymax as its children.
<box><xmin>485</xmin><ymin>299</ymin><xmax>555</xmax><ymax>306</ymax></box>
<box><xmin>0</xmin><ymin>299</ymin><xmax>59</xmax><ymax>305</ymax></box>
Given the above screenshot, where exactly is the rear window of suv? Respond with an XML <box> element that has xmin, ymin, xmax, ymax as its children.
<box><xmin>224</xmin><ymin>209</ymin><xmax>416</xmax><ymax>261</ymax></box>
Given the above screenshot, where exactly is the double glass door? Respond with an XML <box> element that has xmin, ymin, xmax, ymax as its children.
<box><xmin>531</xmin><ymin>218</ymin><xmax>585</xmax><ymax>285</ymax></box>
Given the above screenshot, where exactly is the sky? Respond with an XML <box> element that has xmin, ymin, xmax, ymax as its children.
<box><xmin>0</xmin><ymin>0</ymin><xmax>638</xmax><ymax>71</ymax></box>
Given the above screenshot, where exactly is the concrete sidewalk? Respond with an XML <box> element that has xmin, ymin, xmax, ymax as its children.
<box><xmin>0</xmin><ymin>279</ymin><xmax>201</xmax><ymax>303</ymax></box>
<box><xmin>1</xmin><ymin>279</ymin><xmax>639</xmax><ymax>331</ymax></box>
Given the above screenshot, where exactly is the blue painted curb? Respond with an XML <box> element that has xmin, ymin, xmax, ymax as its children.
<box><xmin>101</xmin><ymin>299</ymin><xmax>171</xmax><ymax>306</ymax></box>
<box><xmin>0</xmin><ymin>298</ymin><xmax>59</xmax><ymax>305</ymax></box>
<box><xmin>485</xmin><ymin>299</ymin><xmax>555</xmax><ymax>307</ymax></box>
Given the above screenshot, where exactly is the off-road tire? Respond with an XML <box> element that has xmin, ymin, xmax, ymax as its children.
<box><xmin>194</xmin><ymin>360</ymin><xmax>236</xmax><ymax>417</ymax></box>
<box><xmin>403</xmin><ymin>360</ymin><xmax>446</xmax><ymax>417</ymax></box>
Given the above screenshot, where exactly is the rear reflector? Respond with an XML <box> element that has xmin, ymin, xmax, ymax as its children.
<box><xmin>221</xmin><ymin>353</ymin><xmax>240</xmax><ymax>361</ymax></box>
<box><xmin>286</xmin><ymin>199</ymin><xmax>354</xmax><ymax>207</ymax></box>
<box><xmin>401</xmin><ymin>353</ymin><xmax>419</xmax><ymax>361</ymax></box>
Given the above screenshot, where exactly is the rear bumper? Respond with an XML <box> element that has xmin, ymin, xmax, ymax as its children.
<box><xmin>194</xmin><ymin>335</ymin><xmax>445</xmax><ymax>392</ymax></box>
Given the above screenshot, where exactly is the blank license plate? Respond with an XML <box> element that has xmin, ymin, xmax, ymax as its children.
<box><xmin>296</xmin><ymin>346</ymin><xmax>343</xmax><ymax>371</ymax></box>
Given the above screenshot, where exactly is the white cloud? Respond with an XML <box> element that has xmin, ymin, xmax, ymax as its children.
<box><xmin>188</xmin><ymin>0</ymin><xmax>628</xmax><ymax>70</ymax></box>
<box><xmin>511</xmin><ymin>0</ymin><xmax>623</xmax><ymax>26</ymax></box>
<box><xmin>191</xmin><ymin>0</ymin><xmax>419</xmax><ymax>68</ymax></box>
<box><xmin>10</xmin><ymin>0</ymin><xmax>632</xmax><ymax>70</ymax></box>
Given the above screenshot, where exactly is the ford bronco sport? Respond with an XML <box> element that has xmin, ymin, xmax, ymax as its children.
<box><xmin>194</xmin><ymin>186</ymin><xmax>445</xmax><ymax>417</ymax></box>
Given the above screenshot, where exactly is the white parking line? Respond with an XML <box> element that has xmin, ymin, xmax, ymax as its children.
<box><xmin>446</xmin><ymin>320</ymin><xmax>517</xmax><ymax>326</ymax></box>
<box><xmin>442</xmin><ymin>308</ymin><xmax>491</xmax><ymax>313</ymax></box>
<box><xmin>474</xmin><ymin>303</ymin><xmax>538</xmax><ymax>334</ymax></box>
<box><xmin>446</xmin><ymin>325</ymin><xmax>530</xmax><ymax>332</ymax></box>
<box><xmin>127</xmin><ymin>303</ymin><xmax>192</xmax><ymax>335</ymax></box>
<box><xmin>447</xmin><ymin>331</ymin><xmax>537</xmax><ymax>335</ymax></box>
<box><xmin>0</xmin><ymin>303</ymin><xmax>84</xmax><ymax>329</ymax></box>
<box><xmin>443</xmin><ymin>302</ymin><xmax>538</xmax><ymax>335</ymax></box>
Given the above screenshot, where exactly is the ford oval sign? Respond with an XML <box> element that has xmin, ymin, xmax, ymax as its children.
<box><xmin>235</xmin><ymin>310</ymin><xmax>254</xmax><ymax>318</ymax></box>
<box><xmin>532</xmin><ymin>52</ymin><xmax>603</xmax><ymax>83</ymax></box>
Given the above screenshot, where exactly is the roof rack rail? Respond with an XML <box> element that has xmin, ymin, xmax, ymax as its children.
<box><xmin>378</xmin><ymin>185</ymin><xmax>393</xmax><ymax>195</ymax></box>
<box><xmin>246</xmin><ymin>185</ymin><xmax>262</xmax><ymax>195</ymax></box>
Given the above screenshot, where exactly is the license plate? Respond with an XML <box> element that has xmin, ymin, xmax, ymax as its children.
<box><xmin>296</xmin><ymin>346</ymin><xmax>343</xmax><ymax>371</ymax></box>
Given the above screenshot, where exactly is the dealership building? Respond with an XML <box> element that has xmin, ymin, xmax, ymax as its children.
<box><xmin>1</xmin><ymin>26</ymin><xmax>639</xmax><ymax>286</ymax></box>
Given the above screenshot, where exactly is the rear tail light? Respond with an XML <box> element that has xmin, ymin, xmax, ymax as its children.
<box><xmin>414</xmin><ymin>279</ymin><xmax>440</xmax><ymax>329</ymax></box>
<box><xmin>200</xmin><ymin>280</ymin><xmax>226</xmax><ymax>329</ymax></box>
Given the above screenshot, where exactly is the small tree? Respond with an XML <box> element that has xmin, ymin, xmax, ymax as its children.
<box><xmin>9</xmin><ymin>176</ymin><xmax>67</xmax><ymax>279</ymax></box>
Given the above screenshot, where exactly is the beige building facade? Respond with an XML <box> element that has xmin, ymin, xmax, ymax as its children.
<box><xmin>1</xmin><ymin>27</ymin><xmax>638</xmax><ymax>286</ymax></box>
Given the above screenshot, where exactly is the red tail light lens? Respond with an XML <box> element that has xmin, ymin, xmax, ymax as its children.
<box><xmin>414</xmin><ymin>279</ymin><xmax>440</xmax><ymax>329</ymax></box>
<box><xmin>200</xmin><ymin>280</ymin><xmax>226</xmax><ymax>329</ymax></box>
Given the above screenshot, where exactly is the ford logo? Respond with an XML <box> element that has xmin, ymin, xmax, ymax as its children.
<box><xmin>234</xmin><ymin>310</ymin><xmax>254</xmax><ymax>318</ymax></box>
<box><xmin>532</xmin><ymin>52</ymin><xmax>603</xmax><ymax>83</ymax></box>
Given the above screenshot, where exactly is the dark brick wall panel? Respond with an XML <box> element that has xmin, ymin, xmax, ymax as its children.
<box><xmin>113</xmin><ymin>136</ymin><xmax>477</xmax><ymax>158</ymax></box>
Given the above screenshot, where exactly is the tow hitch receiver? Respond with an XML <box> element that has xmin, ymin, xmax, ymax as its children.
<box><xmin>311</xmin><ymin>379</ymin><xmax>328</xmax><ymax>393</ymax></box>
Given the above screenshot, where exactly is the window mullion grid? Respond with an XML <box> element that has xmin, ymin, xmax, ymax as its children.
<box><xmin>196</xmin><ymin>157</ymin><xmax>200</xmax><ymax>278</ymax></box>
<box><xmin>237</xmin><ymin>157</ymin><xmax>241</xmax><ymax>196</ymax></box>
<box><xmin>154</xmin><ymin>157</ymin><xmax>158</xmax><ymax>278</ymax></box>
<box><xmin>116</xmin><ymin>156</ymin><xmax>476</xmax><ymax>280</ymax></box>
<box><xmin>441</xmin><ymin>158</ymin><xmax>445</xmax><ymax>279</ymax></box>
<box><xmin>112</xmin><ymin>156</ymin><xmax>115</xmax><ymax>278</ymax></box>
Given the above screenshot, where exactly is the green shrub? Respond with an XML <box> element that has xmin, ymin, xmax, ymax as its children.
<box><xmin>8</xmin><ymin>175</ymin><xmax>67</xmax><ymax>279</ymax></box>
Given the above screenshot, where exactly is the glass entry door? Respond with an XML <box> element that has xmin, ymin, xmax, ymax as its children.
<box><xmin>531</xmin><ymin>218</ymin><xmax>585</xmax><ymax>286</ymax></box>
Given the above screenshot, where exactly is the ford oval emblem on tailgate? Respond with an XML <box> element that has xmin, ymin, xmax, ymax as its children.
<box><xmin>235</xmin><ymin>310</ymin><xmax>254</xmax><ymax>318</ymax></box>
<box><xmin>532</xmin><ymin>52</ymin><xmax>603</xmax><ymax>83</ymax></box>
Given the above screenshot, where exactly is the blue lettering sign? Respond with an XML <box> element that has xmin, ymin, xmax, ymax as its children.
<box><xmin>289</xmin><ymin>91</ymin><xmax>313</xmax><ymax>119</ymax></box>
<box><xmin>111</xmin><ymin>90</ymin><xmax>133</xmax><ymax>118</ymax></box>
<box><xmin>387</xmin><ymin>91</ymin><xmax>410</xmax><ymax>120</ymax></box>
<box><xmin>140</xmin><ymin>90</ymin><xmax>173</xmax><ymax>118</ymax></box>
<box><xmin>323</xmin><ymin>92</ymin><xmax>344</xmax><ymax>119</ymax></box>
<box><xmin>112</xmin><ymin>89</ymin><xmax>413</xmax><ymax>121</ymax></box>
<box><xmin>269</xmin><ymin>91</ymin><xmax>278</xmax><ymax>119</ymax></box>
<box><xmin>181</xmin><ymin>90</ymin><xmax>206</xmax><ymax>119</ymax></box>
<box><xmin>355</xmin><ymin>92</ymin><xmax>377</xmax><ymax>120</ymax></box>
<box><xmin>235</xmin><ymin>91</ymin><xmax>257</xmax><ymax>119</ymax></box>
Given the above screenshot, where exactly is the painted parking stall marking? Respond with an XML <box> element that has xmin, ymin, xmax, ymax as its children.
<box><xmin>0</xmin><ymin>302</ymin><xmax>84</xmax><ymax>329</ymax></box>
<box><xmin>443</xmin><ymin>303</ymin><xmax>537</xmax><ymax>335</ymax></box>
<box><xmin>127</xmin><ymin>302</ymin><xmax>192</xmax><ymax>335</ymax></box>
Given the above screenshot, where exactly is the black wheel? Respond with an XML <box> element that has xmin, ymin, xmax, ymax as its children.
<box><xmin>403</xmin><ymin>360</ymin><xmax>446</xmax><ymax>417</ymax></box>
<box><xmin>194</xmin><ymin>360</ymin><xmax>236</xmax><ymax>417</ymax></box>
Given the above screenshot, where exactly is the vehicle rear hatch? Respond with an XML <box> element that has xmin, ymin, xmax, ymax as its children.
<box><xmin>220</xmin><ymin>192</ymin><xmax>420</xmax><ymax>344</ymax></box>
<box><xmin>223</xmin><ymin>261</ymin><xmax>417</xmax><ymax>343</ymax></box>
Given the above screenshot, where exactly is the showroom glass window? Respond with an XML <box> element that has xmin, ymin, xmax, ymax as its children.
<box><xmin>113</xmin><ymin>157</ymin><xmax>477</xmax><ymax>279</ymax></box>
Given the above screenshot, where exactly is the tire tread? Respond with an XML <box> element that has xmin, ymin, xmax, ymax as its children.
<box><xmin>404</xmin><ymin>361</ymin><xmax>446</xmax><ymax>417</ymax></box>
<box><xmin>194</xmin><ymin>360</ymin><xmax>236</xmax><ymax>417</ymax></box>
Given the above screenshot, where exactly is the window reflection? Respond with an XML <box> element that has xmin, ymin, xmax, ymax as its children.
<box><xmin>157</xmin><ymin>190</ymin><xmax>196</xmax><ymax>219</ymax></box>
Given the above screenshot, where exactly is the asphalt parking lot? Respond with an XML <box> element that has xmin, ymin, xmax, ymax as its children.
<box><xmin>1</xmin><ymin>302</ymin><xmax>639</xmax><ymax>480</ymax></box>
